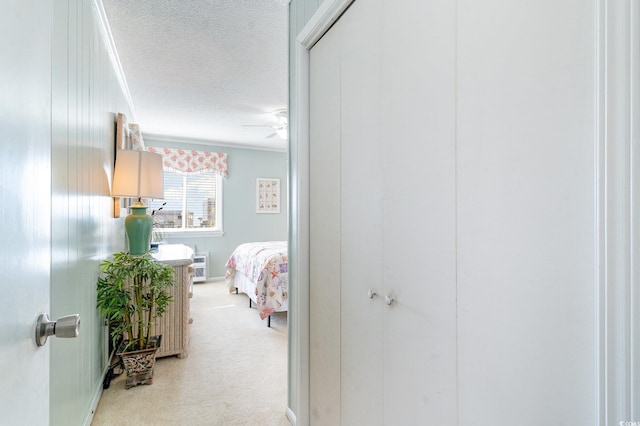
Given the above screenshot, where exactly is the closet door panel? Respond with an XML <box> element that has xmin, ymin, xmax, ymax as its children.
<box><xmin>380</xmin><ymin>0</ymin><xmax>458</xmax><ymax>423</ymax></box>
<box><xmin>339</xmin><ymin>0</ymin><xmax>385</xmax><ymax>424</ymax></box>
<box><xmin>309</xmin><ymin>22</ymin><xmax>343</xmax><ymax>425</ymax></box>
<box><xmin>456</xmin><ymin>0</ymin><xmax>597</xmax><ymax>424</ymax></box>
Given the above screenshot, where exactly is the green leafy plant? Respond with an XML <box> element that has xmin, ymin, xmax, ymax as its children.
<box><xmin>97</xmin><ymin>251</ymin><xmax>174</xmax><ymax>352</ymax></box>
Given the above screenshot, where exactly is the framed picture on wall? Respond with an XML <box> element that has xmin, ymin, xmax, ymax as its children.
<box><xmin>256</xmin><ymin>178</ymin><xmax>280</xmax><ymax>213</ymax></box>
<box><xmin>115</xmin><ymin>112</ymin><xmax>131</xmax><ymax>152</ymax></box>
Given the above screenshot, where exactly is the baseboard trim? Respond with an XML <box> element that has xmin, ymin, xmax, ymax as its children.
<box><xmin>82</xmin><ymin>365</ymin><xmax>109</xmax><ymax>426</ymax></box>
<box><xmin>286</xmin><ymin>406</ymin><xmax>296</xmax><ymax>425</ymax></box>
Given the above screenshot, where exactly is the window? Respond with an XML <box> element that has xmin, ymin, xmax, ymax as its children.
<box><xmin>149</xmin><ymin>170</ymin><xmax>223</xmax><ymax>234</ymax></box>
<box><xmin>144</xmin><ymin>147</ymin><xmax>227</xmax><ymax>236</ymax></box>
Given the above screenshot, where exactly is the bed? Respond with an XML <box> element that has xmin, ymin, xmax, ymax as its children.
<box><xmin>224</xmin><ymin>241</ymin><xmax>288</xmax><ymax>326</ymax></box>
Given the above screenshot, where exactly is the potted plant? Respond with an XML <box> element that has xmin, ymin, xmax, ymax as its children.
<box><xmin>97</xmin><ymin>251</ymin><xmax>174</xmax><ymax>388</ymax></box>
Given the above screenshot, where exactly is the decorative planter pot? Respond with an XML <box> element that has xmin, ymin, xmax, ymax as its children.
<box><xmin>117</xmin><ymin>335</ymin><xmax>162</xmax><ymax>389</ymax></box>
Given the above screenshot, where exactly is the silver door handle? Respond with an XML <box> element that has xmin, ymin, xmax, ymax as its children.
<box><xmin>385</xmin><ymin>295</ymin><xmax>395</xmax><ymax>306</ymax></box>
<box><xmin>368</xmin><ymin>289</ymin><xmax>377</xmax><ymax>299</ymax></box>
<box><xmin>35</xmin><ymin>313</ymin><xmax>80</xmax><ymax>347</ymax></box>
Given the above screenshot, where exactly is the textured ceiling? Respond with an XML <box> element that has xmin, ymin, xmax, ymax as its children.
<box><xmin>102</xmin><ymin>0</ymin><xmax>288</xmax><ymax>151</ymax></box>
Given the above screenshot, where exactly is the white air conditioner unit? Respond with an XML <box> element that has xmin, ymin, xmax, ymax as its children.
<box><xmin>192</xmin><ymin>253</ymin><xmax>208</xmax><ymax>282</ymax></box>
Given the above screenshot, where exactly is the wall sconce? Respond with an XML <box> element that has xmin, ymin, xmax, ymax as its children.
<box><xmin>112</xmin><ymin>150</ymin><xmax>164</xmax><ymax>255</ymax></box>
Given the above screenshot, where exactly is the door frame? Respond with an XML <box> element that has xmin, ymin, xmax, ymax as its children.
<box><xmin>288</xmin><ymin>0</ymin><xmax>355</xmax><ymax>424</ymax></box>
<box><xmin>596</xmin><ymin>0</ymin><xmax>640</xmax><ymax>421</ymax></box>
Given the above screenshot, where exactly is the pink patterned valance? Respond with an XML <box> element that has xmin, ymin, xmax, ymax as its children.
<box><xmin>146</xmin><ymin>147</ymin><xmax>228</xmax><ymax>177</ymax></box>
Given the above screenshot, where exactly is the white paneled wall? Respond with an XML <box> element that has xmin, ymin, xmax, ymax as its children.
<box><xmin>50</xmin><ymin>0</ymin><xmax>132</xmax><ymax>424</ymax></box>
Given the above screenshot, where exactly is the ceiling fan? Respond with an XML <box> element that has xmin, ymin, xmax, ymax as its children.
<box><xmin>243</xmin><ymin>109</ymin><xmax>288</xmax><ymax>140</ymax></box>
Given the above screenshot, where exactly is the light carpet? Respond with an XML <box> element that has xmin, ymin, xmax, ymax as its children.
<box><xmin>91</xmin><ymin>280</ymin><xmax>289</xmax><ymax>426</ymax></box>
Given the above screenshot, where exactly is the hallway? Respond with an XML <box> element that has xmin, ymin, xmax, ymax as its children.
<box><xmin>92</xmin><ymin>280</ymin><xmax>288</xmax><ymax>425</ymax></box>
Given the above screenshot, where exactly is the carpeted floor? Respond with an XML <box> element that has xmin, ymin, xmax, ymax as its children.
<box><xmin>91</xmin><ymin>280</ymin><xmax>289</xmax><ymax>426</ymax></box>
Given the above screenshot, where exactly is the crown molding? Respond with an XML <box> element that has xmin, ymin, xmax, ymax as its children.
<box><xmin>143</xmin><ymin>133</ymin><xmax>288</xmax><ymax>153</ymax></box>
<box><xmin>93</xmin><ymin>0</ymin><xmax>137</xmax><ymax>121</ymax></box>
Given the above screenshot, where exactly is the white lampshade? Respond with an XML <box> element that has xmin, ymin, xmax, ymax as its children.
<box><xmin>112</xmin><ymin>150</ymin><xmax>164</xmax><ymax>200</ymax></box>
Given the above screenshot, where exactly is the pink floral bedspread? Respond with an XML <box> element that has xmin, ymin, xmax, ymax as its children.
<box><xmin>224</xmin><ymin>241</ymin><xmax>288</xmax><ymax>320</ymax></box>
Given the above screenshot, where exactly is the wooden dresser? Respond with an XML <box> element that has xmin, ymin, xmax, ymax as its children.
<box><xmin>152</xmin><ymin>244</ymin><xmax>194</xmax><ymax>358</ymax></box>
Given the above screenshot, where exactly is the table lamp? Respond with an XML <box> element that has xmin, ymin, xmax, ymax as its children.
<box><xmin>112</xmin><ymin>150</ymin><xmax>164</xmax><ymax>255</ymax></box>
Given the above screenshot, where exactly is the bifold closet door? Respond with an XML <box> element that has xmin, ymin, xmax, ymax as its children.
<box><xmin>379</xmin><ymin>0</ymin><xmax>458</xmax><ymax>423</ymax></box>
<box><xmin>456</xmin><ymin>0</ymin><xmax>598</xmax><ymax>423</ymax></box>
<box><xmin>310</xmin><ymin>0</ymin><xmax>458</xmax><ymax>424</ymax></box>
<box><xmin>309</xmin><ymin>14</ymin><xmax>343</xmax><ymax>425</ymax></box>
<box><xmin>339</xmin><ymin>0</ymin><xmax>385</xmax><ymax>424</ymax></box>
<box><xmin>310</xmin><ymin>0</ymin><xmax>385</xmax><ymax>423</ymax></box>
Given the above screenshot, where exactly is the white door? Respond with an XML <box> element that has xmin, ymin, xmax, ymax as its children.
<box><xmin>339</xmin><ymin>1</ymin><xmax>385</xmax><ymax>424</ymax></box>
<box><xmin>309</xmin><ymin>13</ymin><xmax>344</xmax><ymax>424</ymax></box>
<box><xmin>379</xmin><ymin>1</ymin><xmax>457</xmax><ymax>423</ymax></box>
<box><xmin>310</xmin><ymin>2</ymin><xmax>386</xmax><ymax>422</ymax></box>
<box><xmin>310</xmin><ymin>2</ymin><xmax>387</xmax><ymax>423</ymax></box>
<box><xmin>455</xmin><ymin>1</ymin><xmax>598</xmax><ymax>423</ymax></box>
<box><xmin>308</xmin><ymin>0</ymin><xmax>598</xmax><ymax>424</ymax></box>
<box><xmin>309</xmin><ymin>0</ymin><xmax>458</xmax><ymax>423</ymax></box>
<box><xmin>0</xmin><ymin>0</ymin><xmax>53</xmax><ymax>424</ymax></box>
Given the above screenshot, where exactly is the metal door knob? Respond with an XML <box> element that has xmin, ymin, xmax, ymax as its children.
<box><xmin>35</xmin><ymin>313</ymin><xmax>80</xmax><ymax>347</ymax></box>
<box><xmin>385</xmin><ymin>295</ymin><xmax>395</xmax><ymax>306</ymax></box>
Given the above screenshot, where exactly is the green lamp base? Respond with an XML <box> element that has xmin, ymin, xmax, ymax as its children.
<box><xmin>125</xmin><ymin>201</ymin><xmax>153</xmax><ymax>255</ymax></box>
